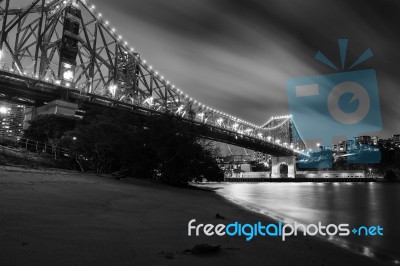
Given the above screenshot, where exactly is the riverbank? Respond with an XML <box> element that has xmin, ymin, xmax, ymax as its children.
<box><xmin>0</xmin><ymin>166</ymin><xmax>389</xmax><ymax>265</ymax></box>
<box><xmin>224</xmin><ymin>177</ymin><xmax>378</xmax><ymax>182</ymax></box>
<box><xmin>0</xmin><ymin>145</ymin><xmax>70</xmax><ymax>169</ymax></box>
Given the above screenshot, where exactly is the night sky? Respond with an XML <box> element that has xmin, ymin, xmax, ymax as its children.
<box><xmin>11</xmin><ymin>0</ymin><xmax>400</xmax><ymax>141</ymax></box>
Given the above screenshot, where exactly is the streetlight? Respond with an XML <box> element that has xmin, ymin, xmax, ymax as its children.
<box><xmin>369</xmin><ymin>168</ymin><xmax>372</xmax><ymax>176</ymax></box>
<box><xmin>109</xmin><ymin>84</ymin><xmax>117</xmax><ymax>98</ymax></box>
<box><xmin>0</xmin><ymin>106</ymin><xmax>8</xmax><ymax>114</ymax></box>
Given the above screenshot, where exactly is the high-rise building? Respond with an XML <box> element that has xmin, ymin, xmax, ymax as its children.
<box><xmin>371</xmin><ymin>136</ymin><xmax>379</xmax><ymax>146</ymax></box>
<box><xmin>337</xmin><ymin>140</ymin><xmax>347</xmax><ymax>153</ymax></box>
<box><xmin>0</xmin><ymin>102</ymin><xmax>25</xmax><ymax>140</ymax></box>
<box><xmin>355</xmin><ymin>135</ymin><xmax>372</xmax><ymax>146</ymax></box>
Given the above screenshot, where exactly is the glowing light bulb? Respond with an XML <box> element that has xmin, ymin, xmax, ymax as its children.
<box><xmin>0</xmin><ymin>106</ymin><xmax>8</xmax><ymax>114</ymax></box>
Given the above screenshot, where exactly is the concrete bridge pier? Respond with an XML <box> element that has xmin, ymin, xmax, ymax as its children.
<box><xmin>271</xmin><ymin>156</ymin><xmax>296</xmax><ymax>178</ymax></box>
<box><xmin>23</xmin><ymin>100</ymin><xmax>78</xmax><ymax>130</ymax></box>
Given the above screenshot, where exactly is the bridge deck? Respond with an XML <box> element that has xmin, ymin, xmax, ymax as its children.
<box><xmin>0</xmin><ymin>70</ymin><xmax>296</xmax><ymax>156</ymax></box>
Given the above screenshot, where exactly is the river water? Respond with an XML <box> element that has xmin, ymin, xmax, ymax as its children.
<box><xmin>209</xmin><ymin>182</ymin><xmax>400</xmax><ymax>264</ymax></box>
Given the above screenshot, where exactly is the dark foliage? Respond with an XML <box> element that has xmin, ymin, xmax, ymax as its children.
<box><xmin>28</xmin><ymin>109</ymin><xmax>223</xmax><ymax>185</ymax></box>
<box><xmin>384</xmin><ymin>170</ymin><xmax>398</xmax><ymax>181</ymax></box>
<box><xmin>23</xmin><ymin>115</ymin><xmax>76</xmax><ymax>142</ymax></box>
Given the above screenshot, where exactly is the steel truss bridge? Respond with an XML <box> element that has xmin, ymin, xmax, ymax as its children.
<box><xmin>0</xmin><ymin>0</ymin><xmax>306</xmax><ymax>156</ymax></box>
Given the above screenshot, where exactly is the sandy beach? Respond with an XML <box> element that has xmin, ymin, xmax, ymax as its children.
<box><xmin>0</xmin><ymin>166</ymin><xmax>389</xmax><ymax>265</ymax></box>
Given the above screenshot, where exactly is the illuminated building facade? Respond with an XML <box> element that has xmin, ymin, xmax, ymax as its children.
<box><xmin>0</xmin><ymin>102</ymin><xmax>25</xmax><ymax>140</ymax></box>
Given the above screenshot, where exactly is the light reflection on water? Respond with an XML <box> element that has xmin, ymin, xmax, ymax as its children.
<box><xmin>211</xmin><ymin>182</ymin><xmax>400</xmax><ymax>263</ymax></box>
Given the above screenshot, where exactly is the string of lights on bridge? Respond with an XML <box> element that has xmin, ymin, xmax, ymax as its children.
<box><xmin>0</xmin><ymin>0</ymin><xmax>307</xmax><ymax>154</ymax></box>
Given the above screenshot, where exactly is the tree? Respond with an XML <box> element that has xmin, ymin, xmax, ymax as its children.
<box><xmin>145</xmin><ymin>113</ymin><xmax>223</xmax><ymax>185</ymax></box>
<box><xmin>68</xmin><ymin>110</ymin><xmax>223</xmax><ymax>184</ymax></box>
<box><xmin>23</xmin><ymin>108</ymin><xmax>224</xmax><ymax>185</ymax></box>
<box><xmin>23</xmin><ymin>114</ymin><xmax>76</xmax><ymax>157</ymax></box>
<box><xmin>24</xmin><ymin>115</ymin><xmax>76</xmax><ymax>142</ymax></box>
<box><xmin>68</xmin><ymin>109</ymin><xmax>151</xmax><ymax>175</ymax></box>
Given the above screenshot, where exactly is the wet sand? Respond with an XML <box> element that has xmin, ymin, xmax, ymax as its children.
<box><xmin>0</xmin><ymin>166</ymin><xmax>389</xmax><ymax>265</ymax></box>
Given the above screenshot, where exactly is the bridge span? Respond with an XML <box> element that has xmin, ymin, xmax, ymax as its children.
<box><xmin>0</xmin><ymin>0</ymin><xmax>307</xmax><ymax>176</ymax></box>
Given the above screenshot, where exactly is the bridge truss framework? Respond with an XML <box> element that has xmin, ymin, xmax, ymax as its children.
<box><xmin>0</xmin><ymin>0</ymin><xmax>306</xmax><ymax>156</ymax></box>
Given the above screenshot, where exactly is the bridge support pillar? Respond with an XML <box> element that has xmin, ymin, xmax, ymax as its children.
<box><xmin>23</xmin><ymin>100</ymin><xmax>78</xmax><ymax>129</ymax></box>
<box><xmin>271</xmin><ymin>156</ymin><xmax>296</xmax><ymax>178</ymax></box>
